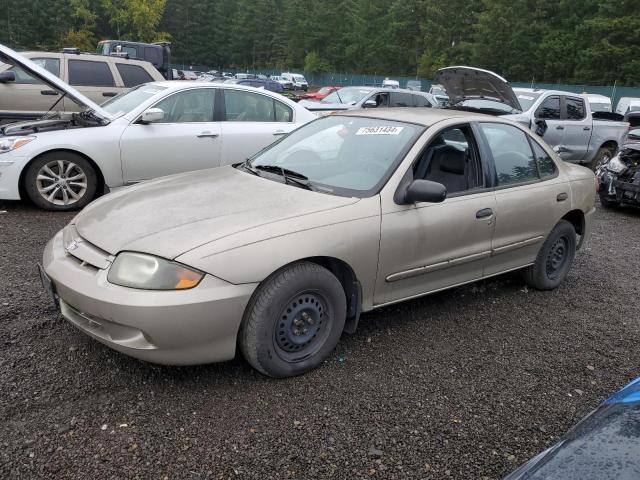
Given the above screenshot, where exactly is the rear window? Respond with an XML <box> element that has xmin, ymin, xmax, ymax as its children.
<box><xmin>68</xmin><ymin>60</ymin><xmax>114</xmax><ymax>87</ymax></box>
<box><xmin>116</xmin><ymin>63</ymin><xmax>154</xmax><ymax>88</ymax></box>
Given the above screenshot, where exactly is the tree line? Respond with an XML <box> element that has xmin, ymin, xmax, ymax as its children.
<box><xmin>0</xmin><ymin>0</ymin><xmax>637</xmax><ymax>86</ymax></box>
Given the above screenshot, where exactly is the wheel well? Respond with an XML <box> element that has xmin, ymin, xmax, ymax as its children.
<box><xmin>600</xmin><ymin>140</ymin><xmax>618</xmax><ymax>154</ymax></box>
<box><xmin>562</xmin><ymin>209</ymin><xmax>585</xmax><ymax>247</ymax></box>
<box><xmin>18</xmin><ymin>149</ymin><xmax>106</xmax><ymax>201</ymax></box>
<box><xmin>302</xmin><ymin>256</ymin><xmax>362</xmax><ymax>334</ymax></box>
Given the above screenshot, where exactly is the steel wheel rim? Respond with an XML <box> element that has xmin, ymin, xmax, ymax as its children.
<box><xmin>273</xmin><ymin>291</ymin><xmax>331</xmax><ymax>362</ymax></box>
<box><xmin>546</xmin><ymin>236</ymin><xmax>569</xmax><ymax>278</ymax></box>
<box><xmin>36</xmin><ymin>160</ymin><xmax>87</xmax><ymax>206</ymax></box>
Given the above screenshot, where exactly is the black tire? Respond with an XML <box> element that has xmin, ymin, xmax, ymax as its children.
<box><xmin>598</xmin><ymin>192</ymin><xmax>620</xmax><ymax>209</ymax></box>
<box><xmin>522</xmin><ymin>220</ymin><xmax>577</xmax><ymax>291</ymax></box>
<box><xmin>24</xmin><ymin>152</ymin><xmax>98</xmax><ymax>211</ymax></box>
<box><xmin>589</xmin><ymin>146</ymin><xmax>615</xmax><ymax>171</ymax></box>
<box><xmin>240</xmin><ymin>262</ymin><xmax>347</xmax><ymax>378</ymax></box>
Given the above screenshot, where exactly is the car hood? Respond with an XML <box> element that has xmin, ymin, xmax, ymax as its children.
<box><xmin>0</xmin><ymin>44</ymin><xmax>112</xmax><ymax>121</ymax></box>
<box><xmin>74</xmin><ymin>166</ymin><xmax>359</xmax><ymax>259</ymax></box>
<box><xmin>435</xmin><ymin>66</ymin><xmax>521</xmax><ymax>111</ymax></box>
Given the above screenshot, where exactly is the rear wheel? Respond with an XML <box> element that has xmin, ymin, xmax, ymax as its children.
<box><xmin>589</xmin><ymin>146</ymin><xmax>615</xmax><ymax>171</ymax></box>
<box><xmin>522</xmin><ymin>220</ymin><xmax>577</xmax><ymax>291</ymax></box>
<box><xmin>240</xmin><ymin>262</ymin><xmax>346</xmax><ymax>378</ymax></box>
<box><xmin>24</xmin><ymin>152</ymin><xmax>97</xmax><ymax>211</ymax></box>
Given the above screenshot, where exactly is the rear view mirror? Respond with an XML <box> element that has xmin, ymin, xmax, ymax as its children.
<box><xmin>533</xmin><ymin>119</ymin><xmax>547</xmax><ymax>137</ymax></box>
<box><xmin>363</xmin><ymin>99</ymin><xmax>377</xmax><ymax>108</ymax></box>
<box><xmin>402</xmin><ymin>179</ymin><xmax>447</xmax><ymax>204</ymax></box>
<box><xmin>0</xmin><ymin>71</ymin><xmax>16</xmax><ymax>83</ymax></box>
<box><xmin>139</xmin><ymin>108</ymin><xmax>164</xmax><ymax>123</ymax></box>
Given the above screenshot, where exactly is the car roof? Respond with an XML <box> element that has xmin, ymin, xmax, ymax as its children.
<box><xmin>337</xmin><ymin>107</ymin><xmax>494</xmax><ymax>127</ymax></box>
<box><xmin>147</xmin><ymin>81</ymin><xmax>284</xmax><ymax>96</ymax></box>
<box><xmin>22</xmin><ymin>51</ymin><xmax>154</xmax><ymax>68</ymax></box>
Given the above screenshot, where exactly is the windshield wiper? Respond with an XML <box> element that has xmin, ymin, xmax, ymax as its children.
<box><xmin>253</xmin><ymin>164</ymin><xmax>316</xmax><ymax>191</ymax></box>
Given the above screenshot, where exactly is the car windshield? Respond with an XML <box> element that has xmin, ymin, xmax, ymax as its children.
<box><xmin>460</xmin><ymin>99</ymin><xmax>519</xmax><ymax>113</ymax></box>
<box><xmin>294</xmin><ymin>75</ymin><xmax>306</xmax><ymax>82</ymax></box>
<box><xmin>247</xmin><ymin>115</ymin><xmax>423</xmax><ymax>197</ymax></box>
<box><xmin>322</xmin><ymin>87</ymin><xmax>372</xmax><ymax>104</ymax></box>
<box><xmin>431</xmin><ymin>86</ymin><xmax>446</xmax><ymax>96</ymax></box>
<box><xmin>318</xmin><ymin>87</ymin><xmax>332</xmax><ymax>94</ymax></box>
<box><xmin>101</xmin><ymin>84</ymin><xmax>167</xmax><ymax>117</ymax></box>
<box><xmin>515</xmin><ymin>92</ymin><xmax>541</xmax><ymax>111</ymax></box>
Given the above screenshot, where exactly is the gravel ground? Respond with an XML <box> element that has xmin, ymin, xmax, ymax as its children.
<box><xmin>1</xmin><ymin>198</ymin><xmax>639</xmax><ymax>480</ymax></box>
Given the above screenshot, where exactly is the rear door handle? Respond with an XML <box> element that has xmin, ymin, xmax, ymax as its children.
<box><xmin>583</xmin><ymin>126</ymin><xmax>591</xmax><ymax>131</ymax></box>
<box><xmin>557</xmin><ymin>192</ymin><xmax>568</xmax><ymax>202</ymax></box>
<box><xmin>197</xmin><ymin>132</ymin><xmax>219</xmax><ymax>138</ymax></box>
<box><xmin>102</xmin><ymin>92</ymin><xmax>117</xmax><ymax>97</ymax></box>
<box><xmin>273</xmin><ymin>130</ymin><xmax>287</xmax><ymax>136</ymax></box>
<box><xmin>476</xmin><ymin>208</ymin><xmax>493</xmax><ymax>219</ymax></box>
<box><xmin>40</xmin><ymin>90</ymin><xmax>58</xmax><ymax>96</ymax></box>
<box><xmin>556</xmin><ymin>125</ymin><xmax>564</xmax><ymax>130</ymax></box>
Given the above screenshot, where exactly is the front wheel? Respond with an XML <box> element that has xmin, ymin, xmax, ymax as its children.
<box><xmin>239</xmin><ymin>262</ymin><xmax>346</xmax><ymax>378</ymax></box>
<box><xmin>522</xmin><ymin>220</ymin><xmax>577</xmax><ymax>291</ymax></box>
<box><xmin>23</xmin><ymin>152</ymin><xmax>98</xmax><ymax>211</ymax></box>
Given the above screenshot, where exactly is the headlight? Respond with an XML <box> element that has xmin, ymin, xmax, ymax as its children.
<box><xmin>606</xmin><ymin>155</ymin><xmax>627</xmax><ymax>174</ymax></box>
<box><xmin>107</xmin><ymin>252</ymin><xmax>204</xmax><ymax>290</ymax></box>
<box><xmin>0</xmin><ymin>136</ymin><xmax>35</xmax><ymax>154</ymax></box>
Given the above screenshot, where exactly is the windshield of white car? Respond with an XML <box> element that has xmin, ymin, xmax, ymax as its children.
<box><xmin>516</xmin><ymin>92</ymin><xmax>542</xmax><ymax>111</ymax></box>
<box><xmin>244</xmin><ymin>115</ymin><xmax>423</xmax><ymax>197</ymax></box>
<box><xmin>293</xmin><ymin>75</ymin><xmax>306</xmax><ymax>82</ymax></box>
<box><xmin>322</xmin><ymin>87</ymin><xmax>372</xmax><ymax>104</ymax></box>
<box><xmin>101</xmin><ymin>84</ymin><xmax>167</xmax><ymax>117</ymax></box>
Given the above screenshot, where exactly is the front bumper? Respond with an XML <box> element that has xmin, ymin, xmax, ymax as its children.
<box><xmin>42</xmin><ymin>229</ymin><xmax>258</xmax><ymax>365</ymax></box>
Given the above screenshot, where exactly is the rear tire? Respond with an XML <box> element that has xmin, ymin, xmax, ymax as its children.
<box><xmin>24</xmin><ymin>152</ymin><xmax>97</xmax><ymax>211</ymax></box>
<box><xmin>589</xmin><ymin>146</ymin><xmax>615</xmax><ymax>171</ymax></box>
<box><xmin>240</xmin><ymin>262</ymin><xmax>346</xmax><ymax>378</ymax></box>
<box><xmin>522</xmin><ymin>220</ymin><xmax>576</xmax><ymax>291</ymax></box>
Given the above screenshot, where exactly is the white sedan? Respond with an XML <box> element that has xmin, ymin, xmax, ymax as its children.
<box><xmin>0</xmin><ymin>45</ymin><xmax>315</xmax><ymax>210</ymax></box>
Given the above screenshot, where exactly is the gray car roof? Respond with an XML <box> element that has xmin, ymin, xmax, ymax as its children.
<box><xmin>337</xmin><ymin>107</ymin><xmax>489</xmax><ymax>126</ymax></box>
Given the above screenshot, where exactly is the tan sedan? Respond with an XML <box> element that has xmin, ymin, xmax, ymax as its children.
<box><xmin>41</xmin><ymin>109</ymin><xmax>596</xmax><ymax>377</ymax></box>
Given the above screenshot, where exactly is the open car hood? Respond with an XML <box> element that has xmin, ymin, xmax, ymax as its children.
<box><xmin>435</xmin><ymin>66</ymin><xmax>521</xmax><ymax>111</ymax></box>
<box><xmin>0</xmin><ymin>44</ymin><xmax>112</xmax><ymax>121</ymax></box>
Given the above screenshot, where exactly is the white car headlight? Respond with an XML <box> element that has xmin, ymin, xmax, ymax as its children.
<box><xmin>107</xmin><ymin>252</ymin><xmax>204</xmax><ymax>290</ymax></box>
<box><xmin>0</xmin><ymin>136</ymin><xmax>35</xmax><ymax>154</ymax></box>
<box><xmin>606</xmin><ymin>155</ymin><xmax>627</xmax><ymax>174</ymax></box>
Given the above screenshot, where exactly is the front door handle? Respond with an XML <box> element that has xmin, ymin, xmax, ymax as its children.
<box><xmin>40</xmin><ymin>90</ymin><xmax>58</xmax><ymax>96</ymax></box>
<box><xmin>197</xmin><ymin>132</ymin><xmax>219</xmax><ymax>138</ymax></box>
<box><xmin>557</xmin><ymin>192</ymin><xmax>568</xmax><ymax>202</ymax></box>
<box><xmin>556</xmin><ymin>125</ymin><xmax>564</xmax><ymax>130</ymax></box>
<box><xmin>476</xmin><ymin>208</ymin><xmax>493</xmax><ymax>219</ymax></box>
<box><xmin>273</xmin><ymin>130</ymin><xmax>287</xmax><ymax>136</ymax></box>
<box><xmin>583</xmin><ymin>126</ymin><xmax>591</xmax><ymax>131</ymax></box>
<box><xmin>102</xmin><ymin>92</ymin><xmax>117</xmax><ymax>97</ymax></box>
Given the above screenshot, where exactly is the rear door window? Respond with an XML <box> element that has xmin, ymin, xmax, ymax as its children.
<box><xmin>390</xmin><ymin>92</ymin><xmax>413</xmax><ymax>107</ymax></box>
<box><xmin>413</xmin><ymin>94</ymin><xmax>432</xmax><ymax>107</ymax></box>
<box><xmin>535</xmin><ymin>96</ymin><xmax>561</xmax><ymax>119</ymax></box>
<box><xmin>480</xmin><ymin>122</ymin><xmax>539</xmax><ymax>186</ymax></box>
<box><xmin>116</xmin><ymin>63</ymin><xmax>155</xmax><ymax>88</ymax></box>
<box><xmin>224</xmin><ymin>89</ymin><xmax>275</xmax><ymax>122</ymax></box>
<box><xmin>565</xmin><ymin>97</ymin><xmax>586</xmax><ymax>120</ymax></box>
<box><xmin>68</xmin><ymin>60</ymin><xmax>115</xmax><ymax>87</ymax></box>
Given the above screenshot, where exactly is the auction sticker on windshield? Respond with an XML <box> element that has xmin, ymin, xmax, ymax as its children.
<box><xmin>356</xmin><ymin>126</ymin><xmax>404</xmax><ymax>135</ymax></box>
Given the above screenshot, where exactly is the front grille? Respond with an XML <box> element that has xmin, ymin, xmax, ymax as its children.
<box><xmin>62</xmin><ymin>224</ymin><xmax>113</xmax><ymax>270</ymax></box>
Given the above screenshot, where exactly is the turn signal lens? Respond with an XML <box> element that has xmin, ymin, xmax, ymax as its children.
<box><xmin>175</xmin><ymin>268</ymin><xmax>203</xmax><ymax>289</ymax></box>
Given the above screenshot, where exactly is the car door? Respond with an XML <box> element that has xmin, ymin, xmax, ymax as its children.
<box><xmin>561</xmin><ymin>96</ymin><xmax>592</xmax><ymax>162</ymax></box>
<box><xmin>375</xmin><ymin>124</ymin><xmax>496</xmax><ymax>305</ymax></box>
<box><xmin>0</xmin><ymin>56</ymin><xmax>65</xmax><ymax>119</ymax></box>
<box><xmin>476</xmin><ymin>122</ymin><xmax>571</xmax><ymax>276</ymax></box>
<box><xmin>119</xmin><ymin>87</ymin><xmax>221</xmax><ymax>182</ymax></box>
<box><xmin>218</xmin><ymin>88</ymin><xmax>296</xmax><ymax>165</ymax></box>
<box><xmin>533</xmin><ymin>95</ymin><xmax>564</xmax><ymax>151</ymax></box>
<box><xmin>66</xmin><ymin>57</ymin><xmax>122</xmax><ymax>108</ymax></box>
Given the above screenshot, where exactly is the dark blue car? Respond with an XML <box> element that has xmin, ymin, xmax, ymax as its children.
<box><xmin>505</xmin><ymin>376</ymin><xmax>640</xmax><ymax>480</ymax></box>
<box><xmin>224</xmin><ymin>78</ymin><xmax>283</xmax><ymax>93</ymax></box>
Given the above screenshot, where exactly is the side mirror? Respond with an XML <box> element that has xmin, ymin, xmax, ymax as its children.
<box><xmin>533</xmin><ymin>119</ymin><xmax>547</xmax><ymax>137</ymax></box>
<box><xmin>402</xmin><ymin>179</ymin><xmax>447</xmax><ymax>204</ymax></box>
<box><xmin>139</xmin><ymin>108</ymin><xmax>164</xmax><ymax>123</ymax></box>
<box><xmin>0</xmin><ymin>71</ymin><xmax>16</xmax><ymax>83</ymax></box>
<box><xmin>362</xmin><ymin>99</ymin><xmax>377</xmax><ymax>108</ymax></box>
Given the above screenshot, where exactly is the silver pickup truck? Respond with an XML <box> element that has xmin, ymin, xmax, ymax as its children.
<box><xmin>436</xmin><ymin>67</ymin><xmax>629</xmax><ymax>169</ymax></box>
